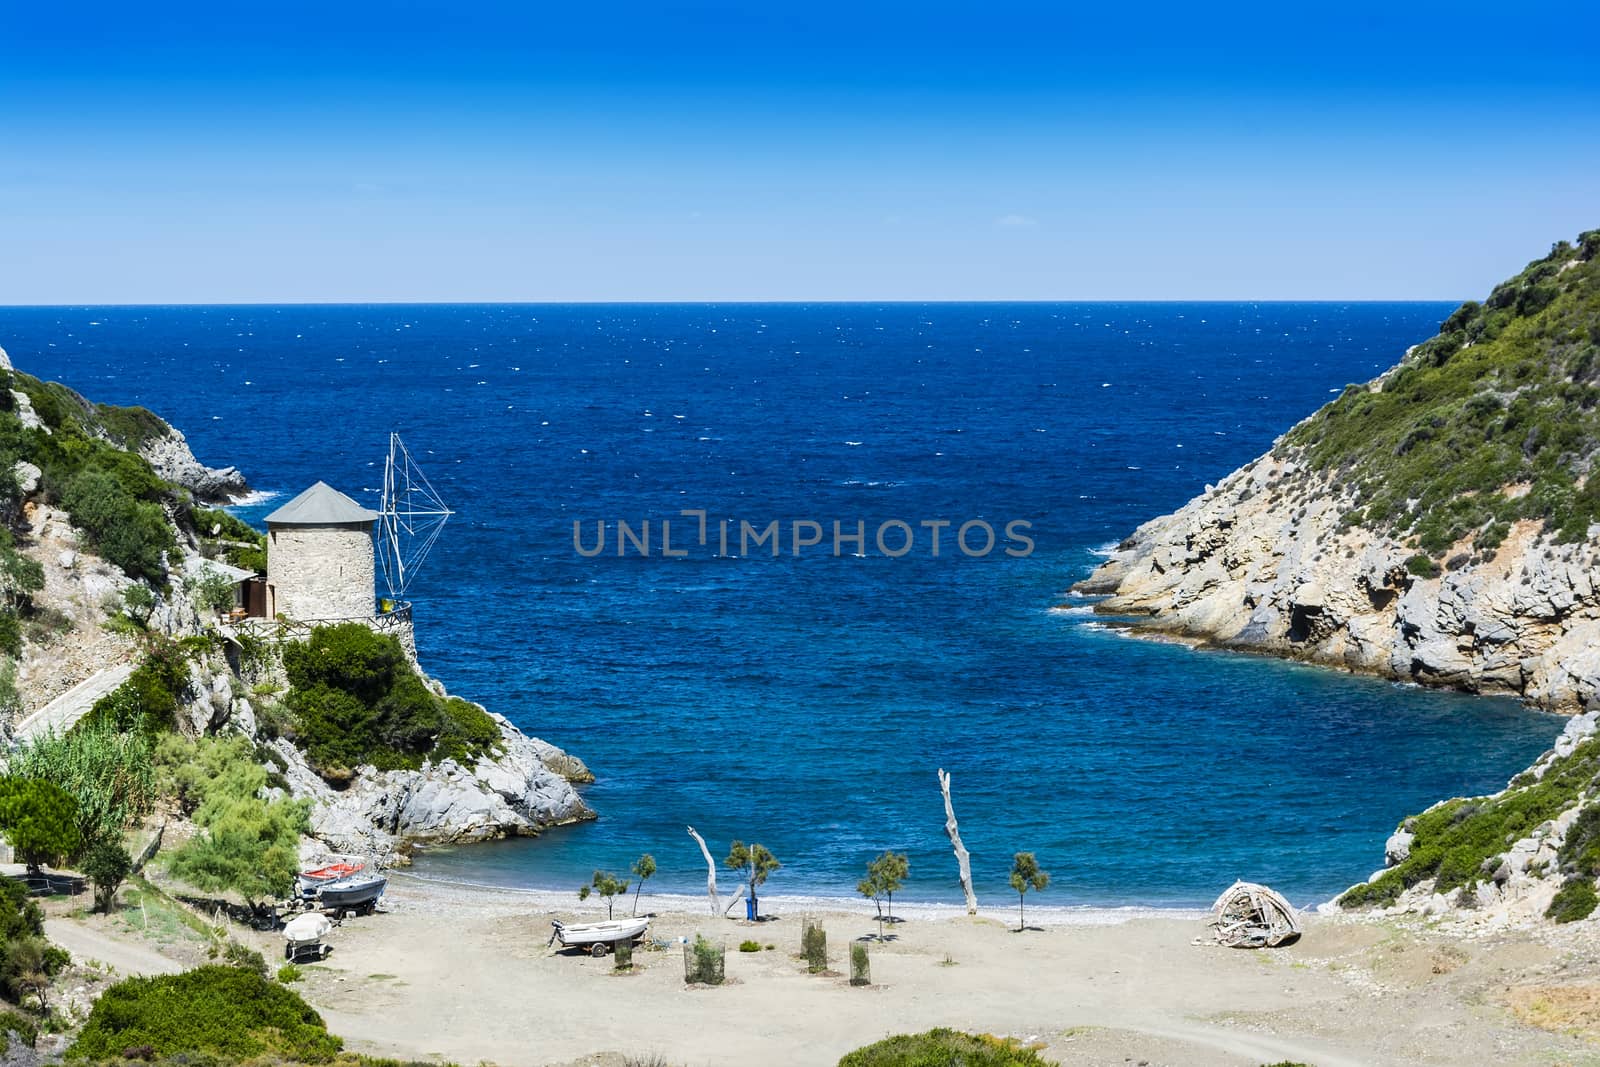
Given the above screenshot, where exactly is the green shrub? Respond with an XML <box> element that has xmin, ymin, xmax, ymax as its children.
<box><xmin>0</xmin><ymin>1008</ymin><xmax>37</xmax><ymax>1053</ymax></box>
<box><xmin>81</xmin><ymin>639</ymin><xmax>191</xmax><ymax>736</ymax></box>
<box><xmin>1547</xmin><ymin>878</ymin><xmax>1599</xmax><ymax>923</ymax></box>
<box><xmin>802</xmin><ymin>918</ymin><xmax>827</xmax><ymax>973</ymax></box>
<box><xmin>1405</xmin><ymin>554</ymin><xmax>1440</xmax><ymax>579</ymax></box>
<box><xmin>9</xmin><ymin>719</ymin><xmax>156</xmax><ymax>849</ymax></box>
<box><xmin>0</xmin><ymin>878</ymin><xmax>68</xmax><ymax>1004</ymax></box>
<box><xmin>284</xmin><ymin>623</ymin><xmax>500</xmax><ymax>778</ymax></box>
<box><xmin>684</xmin><ymin>935</ymin><xmax>724</xmax><ymax>986</ymax></box>
<box><xmin>738</xmin><ymin>939</ymin><xmax>761</xmax><ymax>952</ymax></box>
<box><xmin>0</xmin><ymin>777</ymin><xmax>82</xmax><ymax>871</ymax></box>
<box><xmin>166</xmin><ymin>763</ymin><xmax>308</xmax><ymax>910</ymax></box>
<box><xmin>838</xmin><ymin>1029</ymin><xmax>1053</xmax><ymax>1066</ymax></box>
<box><xmin>59</xmin><ymin>468</ymin><xmax>174</xmax><ymax>584</ymax></box>
<box><xmin>219</xmin><ymin>941</ymin><xmax>269</xmax><ymax>977</ymax></box>
<box><xmin>83</xmin><ymin>840</ymin><xmax>133</xmax><ymax>913</ymax></box>
<box><xmin>1558</xmin><ymin>804</ymin><xmax>1600</xmax><ymax>878</ymax></box>
<box><xmin>94</xmin><ymin>404</ymin><xmax>168</xmax><ymax>449</ymax></box>
<box><xmin>66</xmin><ymin>965</ymin><xmax>342</xmax><ymax>1063</ymax></box>
<box><xmin>1282</xmin><ymin>234</ymin><xmax>1600</xmax><ymax>547</ymax></box>
<box><xmin>278</xmin><ymin>963</ymin><xmax>303</xmax><ymax>983</ymax></box>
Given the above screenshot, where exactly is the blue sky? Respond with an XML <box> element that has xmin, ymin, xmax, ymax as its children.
<box><xmin>2</xmin><ymin>1</ymin><xmax>1597</xmax><ymax>302</ymax></box>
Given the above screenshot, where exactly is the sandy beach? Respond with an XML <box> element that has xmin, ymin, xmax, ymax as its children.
<box><xmin>43</xmin><ymin>872</ymin><xmax>1600</xmax><ymax>1067</ymax></box>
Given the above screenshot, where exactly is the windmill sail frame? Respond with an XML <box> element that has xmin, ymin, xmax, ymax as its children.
<box><xmin>378</xmin><ymin>433</ymin><xmax>453</xmax><ymax>601</ymax></box>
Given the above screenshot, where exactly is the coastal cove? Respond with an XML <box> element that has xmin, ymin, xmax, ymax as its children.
<box><xmin>0</xmin><ymin>301</ymin><xmax>1564</xmax><ymax>908</ymax></box>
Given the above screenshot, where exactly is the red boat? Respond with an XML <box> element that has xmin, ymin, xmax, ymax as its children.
<box><xmin>298</xmin><ymin>863</ymin><xmax>364</xmax><ymax>896</ymax></box>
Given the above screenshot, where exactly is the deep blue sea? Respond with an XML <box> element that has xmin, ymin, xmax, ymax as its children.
<box><xmin>0</xmin><ymin>303</ymin><xmax>1563</xmax><ymax>908</ymax></box>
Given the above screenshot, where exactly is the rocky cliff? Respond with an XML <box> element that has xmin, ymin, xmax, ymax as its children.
<box><xmin>1078</xmin><ymin>231</ymin><xmax>1600</xmax><ymax>711</ymax></box>
<box><xmin>1076</xmin><ymin>231</ymin><xmax>1600</xmax><ymax>924</ymax></box>
<box><xmin>0</xmin><ymin>344</ymin><xmax>594</xmax><ymax>861</ymax></box>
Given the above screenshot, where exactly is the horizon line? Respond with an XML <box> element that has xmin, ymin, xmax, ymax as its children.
<box><xmin>0</xmin><ymin>297</ymin><xmax>1468</xmax><ymax>309</ymax></box>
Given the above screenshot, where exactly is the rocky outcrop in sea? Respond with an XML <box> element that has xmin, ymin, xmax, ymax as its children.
<box><xmin>174</xmin><ymin>606</ymin><xmax>595</xmax><ymax>865</ymax></box>
<box><xmin>1076</xmin><ymin>447</ymin><xmax>1600</xmax><ymax>711</ymax></box>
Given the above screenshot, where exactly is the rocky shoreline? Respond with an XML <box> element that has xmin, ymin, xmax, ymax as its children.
<box><xmin>1074</xmin><ymin>442</ymin><xmax>1600</xmax><ymax>712</ymax></box>
<box><xmin>0</xmin><ymin>342</ymin><xmax>596</xmax><ymax>864</ymax></box>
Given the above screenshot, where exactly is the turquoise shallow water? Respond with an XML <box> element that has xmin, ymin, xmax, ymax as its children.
<box><xmin>0</xmin><ymin>301</ymin><xmax>1563</xmax><ymax>907</ymax></box>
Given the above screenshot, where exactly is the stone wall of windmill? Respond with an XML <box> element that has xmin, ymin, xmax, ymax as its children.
<box><xmin>260</xmin><ymin>480</ymin><xmax>417</xmax><ymax>658</ymax></box>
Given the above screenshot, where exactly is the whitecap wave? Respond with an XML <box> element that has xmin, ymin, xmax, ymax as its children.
<box><xmin>227</xmin><ymin>488</ymin><xmax>282</xmax><ymax>507</ymax></box>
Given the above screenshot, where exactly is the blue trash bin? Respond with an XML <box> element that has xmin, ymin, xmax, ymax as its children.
<box><xmin>746</xmin><ymin>895</ymin><xmax>758</xmax><ymax>921</ymax></box>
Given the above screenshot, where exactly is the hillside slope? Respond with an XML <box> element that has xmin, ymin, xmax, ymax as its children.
<box><xmin>1078</xmin><ymin>230</ymin><xmax>1600</xmax><ymax>711</ymax></box>
<box><xmin>0</xmin><ymin>344</ymin><xmax>594</xmax><ymax>859</ymax></box>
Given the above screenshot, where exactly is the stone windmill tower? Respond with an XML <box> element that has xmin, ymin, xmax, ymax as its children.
<box><xmin>264</xmin><ymin>481</ymin><xmax>379</xmax><ymax>621</ymax></box>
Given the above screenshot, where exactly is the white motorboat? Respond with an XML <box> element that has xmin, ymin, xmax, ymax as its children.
<box><xmin>282</xmin><ymin>911</ymin><xmax>333</xmax><ymax>963</ymax></box>
<box><xmin>549</xmin><ymin>917</ymin><xmax>649</xmax><ymax>956</ymax></box>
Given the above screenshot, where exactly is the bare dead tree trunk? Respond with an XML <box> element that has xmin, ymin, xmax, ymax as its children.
<box><xmin>938</xmin><ymin>768</ymin><xmax>978</xmax><ymax>915</ymax></box>
<box><xmin>687</xmin><ymin>825</ymin><xmax>720</xmax><ymax>917</ymax></box>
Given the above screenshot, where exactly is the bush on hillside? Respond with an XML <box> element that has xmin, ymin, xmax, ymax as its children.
<box><xmin>59</xmin><ymin>469</ymin><xmax>173</xmax><ymax>584</ymax></box>
<box><xmin>837</xmin><ymin>1028</ymin><xmax>1054</xmax><ymax>1066</ymax></box>
<box><xmin>1341</xmin><ymin>738</ymin><xmax>1600</xmax><ymax>909</ymax></box>
<box><xmin>9</xmin><ymin>719</ymin><xmax>156</xmax><ymax>850</ymax></box>
<box><xmin>66</xmin><ymin>965</ymin><xmax>342</xmax><ymax>1063</ymax></box>
<box><xmin>0</xmin><ymin>877</ymin><xmax>69</xmax><ymax>1007</ymax></box>
<box><xmin>1284</xmin><ymin>232</ymin><xmax>1600</xmax><ymax>550</ymax></box>
<box><xmin>165</xmin><ymin>742</ymin><xmax>308</xmax><ymax>910</ymax></box>
<box><xmin>1545</xmin><ymin>878</ymin><xmax>1598</xmax><ymax>924</ymax></box>
<box><xmin>0</xmin><ymin>777</ymin><xmax>82</xmax><ymax>872</ymax></box>
<box><xmin>82</xmin><ymin>640</ymin><xmax>192</xmax><ymax>736</ymax></box>
<box><xmin>284</xmin><ymin>623</ymin><xmax>500</xmax><ymax>779</ymax></box>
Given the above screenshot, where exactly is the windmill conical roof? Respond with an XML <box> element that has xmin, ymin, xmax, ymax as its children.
<box><xmin>264</xmin><ymin>481</ymin><xmax>378</xmax><ymax>526</ymax></box>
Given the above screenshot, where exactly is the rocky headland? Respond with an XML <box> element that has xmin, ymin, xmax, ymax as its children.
<box><xmin>0</xmin><ymin>343</ymin><xmax>594</xmax><ymax>865</ymax></box>
<box><xmin>1078</xmin><ymin>230</ymin><xmax>1600</xmax><ymax>927</ymax></box>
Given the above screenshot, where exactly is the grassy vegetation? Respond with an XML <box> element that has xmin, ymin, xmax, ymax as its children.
<box><xmin>8</xmin><ymin>718</ymin><xmax>157</xmax><ymax>849</ymax></box>
<box><xmin>0</xmin><ymin>367</ymin><xmax>253</xmax><ymax>587</ymax></box>
<box><xmin>82</xmin><ymin>637</ymin><xmax>195</xmax><ymax>736</ymax></box>
<box><xmin>66</xmin><ymin>965</ymin><xmax>343</xmax><ymax>1063</ymax></box>
<box><xmin>1340</xmin><ymin>738</ymin><xmax>1600</xmax><ymax>909</ymax></box>
<box><xmin>837</xmin><ymin>1029</ymin><xmax>1054</xmax><ymax>1066</ymax></box>
<box><xmin>1545</xmin><ymin>878</ymin><xmax>1598</xmax><ymax>923</ymax></box>
<box><xmin>1283</xmin><ymin>231</ymin><xmax>1600</xmax><ymax>556</ymax></box>
<box><xmin>283</xmin><ymin>623</ymin><xmax>501</xmax><ymax>781</ymax></box>
<box><xmin>0</xmin><ymin>1008</ymin><xmax>37</xmax><ymax>1054</ymax></box>
<box><xmin>116</xmin><ymin>877</ymin><xmax>216</xmax><ymax>945</ymax></box>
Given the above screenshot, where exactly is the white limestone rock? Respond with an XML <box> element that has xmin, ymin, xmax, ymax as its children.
<box><xmin>1384</xmin><ymin>830</ymin><xmax>1414</xmax><ymax>866</ymax></box>
<box><xmin>138</xmin><ymin>424</ymin><xmax>248</xmax><ymax>503</ymax></box>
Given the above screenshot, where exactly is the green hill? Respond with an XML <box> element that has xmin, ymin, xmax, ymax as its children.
<box><xmin>1283</xmin><ymin>230</ymin><xmax>1600</xmax><ymax>557</ymax></box>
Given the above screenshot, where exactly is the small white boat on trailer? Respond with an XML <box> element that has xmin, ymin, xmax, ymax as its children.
<box><xmin>283</xmin><ymin>912</ymin><xmax>334</xmax><ymax>963</ymax></box>
<box><xmin>549</xmin><ymin>917</ymin><xmax>649</xmax><ymax>957</ymax></box>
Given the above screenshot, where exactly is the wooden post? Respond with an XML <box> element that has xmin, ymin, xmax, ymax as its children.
<box><xmin>686</xmin><ymin>825</ymin><xmax>720</xmax><ymax>917</ymax></box>
<box><xmin>938</xmin><ymin>769</ymin><xmax>978</xmax><ymax>915</ymax></box>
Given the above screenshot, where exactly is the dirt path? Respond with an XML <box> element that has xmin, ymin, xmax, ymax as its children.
<box><xmin>45</xmin><ymin>915</ymin><xmax>184</xmax><ymax>977</ymax></box>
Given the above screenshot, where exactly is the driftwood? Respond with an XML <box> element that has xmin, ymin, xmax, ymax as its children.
<box><xmin>1209</xmin><ymin>880</ymin><xmax>1301</xmax><ymax>948</ymax></box>
<box><xmin>938</xmin><ymin>769</ymin><xmax>977</xmax><ymax>915</ymax></box>
<box><xmin>721</xmin><ymin>884</ymin><xmax>748</xmax><ymax>917</ymax></box>
<box><xmin>686</xmin><ymin>825</ymin><xmax>720</xmax><ymax>917</ymax></box>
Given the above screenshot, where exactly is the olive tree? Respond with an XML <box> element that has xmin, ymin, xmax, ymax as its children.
<box><xmin>630</xmin><ymin>853</ymin><xmax>656</xmax><ymax>916</ymax></box>
<box><xmin>1009</xmin><ymin>851</ymin><xmax>1050</xmax><ymax>932</ymax></box>
<box><xmin>724</xmin><ymin>841</ymin><xmax>780</xmax><ymax>919</ymax></box>
<box><xmin>578</xmin><ymin>870</ymin><xmax>629</xmax><ymax>918</ymax></box>
<box><xmin>858</xmin><ymin>851</ymin><xmax>910</xmax><ymax>940</ymax></box>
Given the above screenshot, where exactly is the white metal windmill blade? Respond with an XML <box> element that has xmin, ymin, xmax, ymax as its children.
<box><xmin>378</xmin><ymin>433</ymin><xmax>454</xmax><ymax>602</ymax></box>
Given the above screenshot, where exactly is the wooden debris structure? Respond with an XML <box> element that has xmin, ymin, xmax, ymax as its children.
<box><xmin>1209</xmin><ymin>880</ymin><xmax>1301</xmax><ymax>948</ymax></box>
